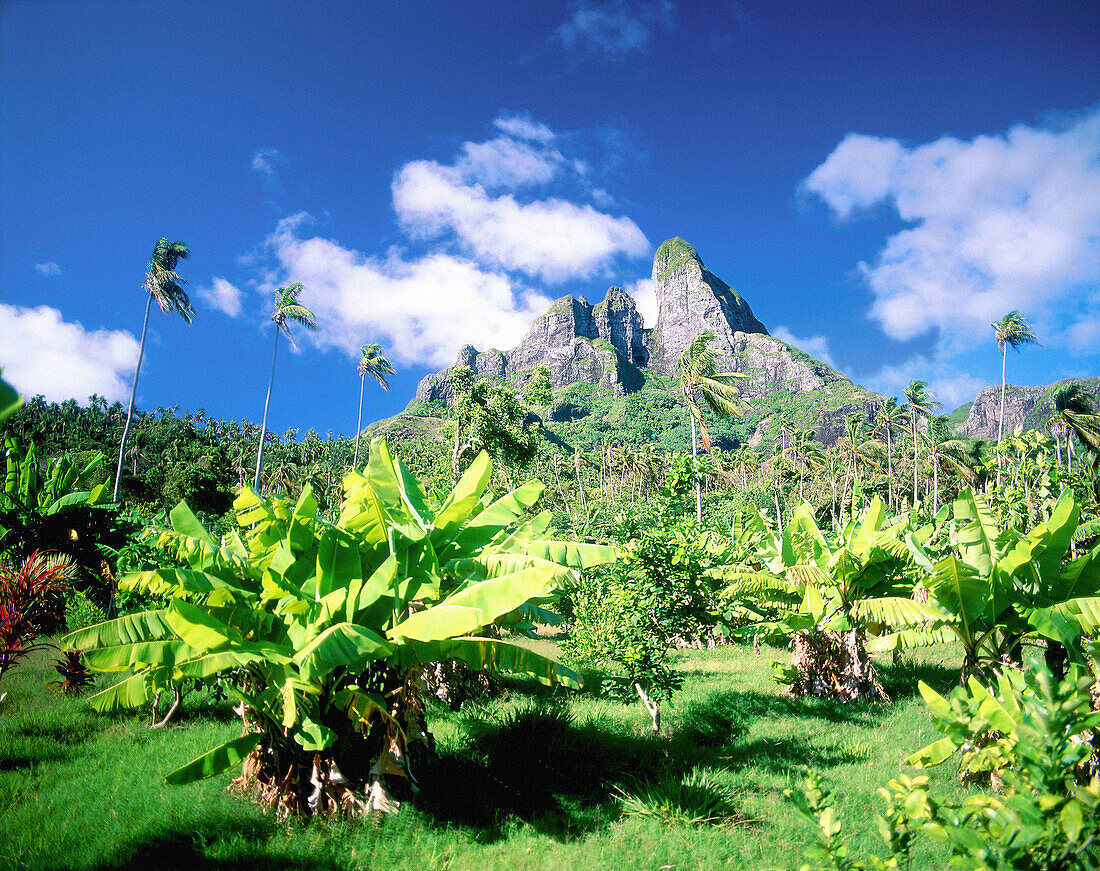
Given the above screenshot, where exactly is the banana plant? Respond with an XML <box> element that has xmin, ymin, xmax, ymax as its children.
<box><xmin>718</xmin><ymin>497</ymin><xmax>933</xmax><ymax>700</ymax></box>
<box><xmin>64</xmin><ymin>437</ymin><xmax>615</xmax><ymax>817</ymax></box>
<box><xmin>2</xmin><ymin>436</ymin><xmax>109</xmax><ymax>515</ymax></box>
<box><xmin>899</xmin><ymin>489</ymin><xmax>1100</xmax><ymax>681</ymax></box>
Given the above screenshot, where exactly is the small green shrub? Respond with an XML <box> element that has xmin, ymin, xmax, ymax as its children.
<box><xmin>787</xmin><ymin>657</ymin><xmax>1100</xmax><ymax>871</ymax></box>
<box><xmin>616</xmin><ymin>766</ymin><xmax>743</xmax><ymax>828</ymax></box>
<box><xmin>64</xmin><ymin>589</ymin><xmax>106</xmax><ymax>632</ymax></box>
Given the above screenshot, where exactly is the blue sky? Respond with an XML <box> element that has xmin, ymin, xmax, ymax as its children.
<box><xmin>2</xmin><ymin>0</ymin><xmax>1098</xmax><ymax>439</ymax></box>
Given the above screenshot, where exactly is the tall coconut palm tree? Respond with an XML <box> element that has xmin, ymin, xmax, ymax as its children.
<box><xmin>992</xmin><ymin>311</ymin><xmax>1038</xmax><ymax>486</ymax></box>
<box><xmin>113</xmin><ymin>238</ymin><xmax>192</xmax><ymax>501</ymax></box>
<box><xmin>352</xmin><ymin>343</ymin><xmax>394</xmax><ymax>467</ymax></box>
<box><xmin>678</xmin><ymin>330</ymin><xmax>748</xmax><ymax>523</ymax></box>
<box><xmin>904</xmin><ymin>380</ymin><xmax>940</xmax><ymax>507</ymax></box>
<box><xmin>876</xmin><ymin>398</ymin><xmax>906</xmax><ymax>509</ymax></box>
<box><xmin>254</xmin><ymin>284</ymin><xmax>317</xmax><ymax>493</ymax></box>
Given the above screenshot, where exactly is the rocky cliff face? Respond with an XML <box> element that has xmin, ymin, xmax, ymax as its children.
<box><xmin>646</xmin><ymin>237</ymin><xmax>768</xmax><ymax>374</ymax></box>
<box><xmin>411</xmin><ymin>237</ymin><xmax>884</xmax><ymax>447</ymax></box>
<box><xmin>414</xmin><ymin>287</ymin><xmax>648</xmax><ymax>404</ymax></box>
<box><xmin>959</xmin><ymin>379</ymin><xmax>1100</xmax><ymax>439</ymax></box>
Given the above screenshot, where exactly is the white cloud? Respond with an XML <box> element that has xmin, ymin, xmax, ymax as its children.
<box><xmin>251</xmin><ymin>148</ymin><xmax>286</xmax><ymax>191</ymax></box>
<box><xmin>624</xmin><ymin>278</ymin><xmax>658</xmax><ymax>327</ymax></box>
<box><xmin>771</xmin><ymin>326</ymin><xmax>837</xmax><ymax>368</ymax></box>
<box><xmin>197</xmin><ymin>277</ymin><xmax>243</xmax><ymax>318</ymax></box>
<box><xmin>453</xmin><ymin>136</ymin><xmax>567</xmax><ymax>190</ymax></box>
<box><xmin>864</xmin><ymin>355</ymin><xmax>985</xmax><ymax>411</ymax></box>
<box><xmin>493</xmin><ymin>113</ymin><xmax>556</xmax><ymax>143</ymax></box>
<box><xmin>802</xmin><ymin>109</ymin><xmax>1100</xmax><ymax>350</ymax></box>
<box><xmin>393</xmin><ymin>159</ymin><xmax>648</xmax><ymax>284</ymax></box>
<box><xmin>0</xmin><ymin>304</ymin><xmax>139</xmax><ymax>403</ymax></box>
<box><xmin>34</xmin><ymin>261</ymin><xmax>61</xmax><ymax>277</ymax></box>
<box><xmin>556</xmin><ymin>2</ymin><xmax>674</xmax><ymax>56</ymax></box>
<box><xmin>261</xmin><ymin>213</ymin><xmax>554</xmax><ymax>368</ymax></box>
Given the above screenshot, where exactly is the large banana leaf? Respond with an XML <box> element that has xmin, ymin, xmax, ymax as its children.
<box><xmin>62</xmin><ymin>609</ymin><xmax>175</xmax><ymax>649</ymax></box>
<box><xmin>398</xmin><ymin>637</ymin><xmax>583</xmax><ymax>689</ymax></box>
<box><xmin>431</xmin><ymin>452</ymin><xmax>491</xmax><ymax>544</ymax></box>
<box><xmin>163</xmin><ymin>733</ymin><xmax>263</xmax><ymax>785</ymax></box>
<box><xmin>292</xmin><ymin>623</ymin><xmax>391</xmax><ymax>679</ymax></box>
<box><xmin>925</xmin><ymin>555</ymin><xmax>988</xmax><ymax>639</ymax></box>
<box><xmin>953</xmin><ymin>489</ymin><xmax>1002</xmax><ymax>576</ymax></box>
<box><xmin>854</xmin><ymin>596</ymin><xmax>948</xmax><ymax>628</ymax></box>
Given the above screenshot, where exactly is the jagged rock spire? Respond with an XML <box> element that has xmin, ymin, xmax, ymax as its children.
<box><xmin>648</xmin><ymin>237</ymin><xmax>768</xmax><ymax>375</ymax></box>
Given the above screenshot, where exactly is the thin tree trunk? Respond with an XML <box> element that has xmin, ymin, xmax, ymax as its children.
<box><xmin>886</xmin><ymin>428</ymin><xmax>894</xmax><ymax>510</ymax></box>
<box><xmin>574</xmin><ymin>450</ymin><xmax>588</xmax><ymax>513</ymax></box>
<box><xmin>997</xmin><ymin>348</ymin><xmax>1007</xmax><ymax>487</ymax></box>
<box><xmin>933</xmin><ymin>454</ymin><xmax>939</xmax><ymax>513</ymax></box>
<box><xmin>113</xmin><ymin>295</ymin><xmax>153</xmax><ymax>502</ymax></box>
<box><xmin>254</xmin><ymin>330</ymin><xmax>280</xmax><ymax>493</ymax></box>
<box><xmin>913</xmin><ymin>418</ymin><xmax>920</xmax><ymax>507</ymax></box>
<box><xmin>773</xmin><ymin>490</ymin><xmax>783</xmax><ymax>532</ymax></box>
<box><xmin>690</xmin><ymin>415</ymin><xmax>702</xmax><ymax>523</ymax></box>
<box><xmin>353</xmin><ymin>373</ymin><xmax>365</xmax><ymax>467</ymax></box>
<box><xmin>1055</xmin><ymin>428</ymin><xmax>1063</xmax><ymax>468</ymax></box>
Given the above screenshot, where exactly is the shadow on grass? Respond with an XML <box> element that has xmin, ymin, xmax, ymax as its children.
<box><xmin>74</xmin><ymin>816</ymin><xmax>338</xmax><ymax>871</ymax></box>
<box><xmin>0</xmin><ymin>716</ymin><xmax>99</xmax><ymax>771</ymax></box>
<box><xmin>876</xmin><ymin>657</ymin><xmax>959</xmax><ymax>700</ymax></box>
<box><xmin>414</xmin><ymin>682</ymin><xmax>880</xmax><ymax>842</ymax></box>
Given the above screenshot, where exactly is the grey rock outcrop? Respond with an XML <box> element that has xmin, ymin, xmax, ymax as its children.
<box><xmin>958</xmin><ymin>378</ymin><xmax>1100</xmax><ymax>439</ymax></box>
<box><xmin>413</xmin><ymin>288</ymin><xmax>648</xmax><ymax>405</ymax></box>
<box><xmin>647</xmin><ymin>237</ymin><xmax>768</xmax><ymax>375</ymax></box>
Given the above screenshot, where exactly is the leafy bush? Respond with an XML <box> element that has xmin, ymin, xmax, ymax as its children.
<box><xmin>562</xmin><ymin>521</ymin><xmax>727</xmax><ymax>729</ymax></box>
<box><xmin>65</xmin><ymin>439</ymin><xmax>614</xmax><ymax>816</ymax></box>
<box><xmin>64</xmin><ymin>589</ymin><xmax>107</xmax><ymax>632</ymax></box>
<box><xmin>0</xmin><ymin>551</ymin><xmax>71</xmax><ymax>688</ymax></box>
<box><xmin>787</xmin><ymin>657</ymin><xmax>1100</xmax><ymax>871</ymax></box>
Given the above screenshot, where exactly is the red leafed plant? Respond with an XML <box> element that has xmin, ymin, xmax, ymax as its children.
<box><xmin>0</xmin><ymin>550</ymin><xmax>72</xmax><ymax>687</ymax></box>
<box><xmin>50</xmin><ymin>648</ymin><xmax>93</xmax><ymax>695</ymax></box>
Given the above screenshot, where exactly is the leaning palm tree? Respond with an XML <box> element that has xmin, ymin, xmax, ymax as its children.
<box><xmin>992</xmin><ymin>311</ymin><xmax>1038</xmax><ymax>486</ymax></box>
<box><xmin>113</xmin><ymin>238</ymin><xmax>193</xmax><ymax>502</ymax></box>
<box><xmin>678</xmin><ymin>330</ymin><xmax>748</xmax><ymax>523</ymax></box>
<box><xmin>352</xmin><ymin>343</ymin><xmax>394</xmax><ymax>467</ymax></box>
<box><xmin>903</xmin><ymin>380</ymin><xmax>940</xmax><ymax>507</ymax></box>
<box><xmin>254</xmin><ymin>284</ymin><xmax>317</xmax><ymax>493</ymax></box>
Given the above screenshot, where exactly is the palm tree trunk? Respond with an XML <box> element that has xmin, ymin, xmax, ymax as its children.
<box><xmin>254</xmin><ymin>330</ymin><xmax>280</xmax><ymax>493</ymax></box>
<box><xmin>113</xmin><ymin>294</ymin><xmax>153</xmax><ymax>502</ymax></box>
<box><xmin>1054</xmin><ymin>428</ymin><xmax>1063</xmax><ymax>468</ymax></box>
<box><xmin>353</xmin><ymin>374</ymin><xmax>365</xmax><ymax>467</ymax></box>
<box><xmin>886</xmin><ymin>428</ymin><xmax>894</xmax><ymax>510</ymax></box>
<box><xmin>690</xmin><ymin>415</ymin><xmax>702</xmax><ymax>523</ymax></box>
<box><xmin>997</xmin><ymin>347</ymin><xmax>1007</xmax><ymax>487</ymax></box>
<box><xmin>913</xmin><ymin>419</ymin><xmax>920</xmax><ymax>507</ymax></box>
<box><xmin>933</xmin><ymin>454</ymin><xmax>939</xmax><ymax>513</ymax></box>
<box><xmin>574</xmin><ymin>449</ymin><xmax>588</xmax><ymax>513</ymax></box>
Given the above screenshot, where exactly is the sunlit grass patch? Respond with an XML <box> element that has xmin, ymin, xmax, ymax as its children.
<box><xmin>615</xmin><ymin>766</ymin><xmax>748</xmax><ymax>828</ymax></box>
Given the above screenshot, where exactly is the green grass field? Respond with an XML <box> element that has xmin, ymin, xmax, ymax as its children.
<box><xmin>0</xmin><ymin>640</ymin><xmax>969</xmax><ymax>871</ymax></box>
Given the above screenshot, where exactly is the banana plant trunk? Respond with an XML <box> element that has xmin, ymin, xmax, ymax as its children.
<box><xmin>113</xmin><ymin>294</ymin><xmax>153</xmax><ymax>502</ymax></box>
<box><xmin>254</xmin><ymin>329</ymin><xmax>280</xmax><ymax>493</ymax></box>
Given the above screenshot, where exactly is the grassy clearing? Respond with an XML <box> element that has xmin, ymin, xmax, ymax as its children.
<box><xmin>0</xmin><ymin>641</ymin><xmax>968</xmax><ymax>871</ymax></box>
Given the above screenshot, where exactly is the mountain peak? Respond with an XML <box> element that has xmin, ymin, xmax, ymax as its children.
<box><xmin>649</xmin><ymin>237</ymin><xmax>768</xmax><ymax>374</ymax></box>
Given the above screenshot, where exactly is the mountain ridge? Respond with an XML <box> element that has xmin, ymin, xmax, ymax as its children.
<box><xmin>407</xmin><ymin>237</ymin><xmax>884</xmax><ymax>450</ymax></box>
